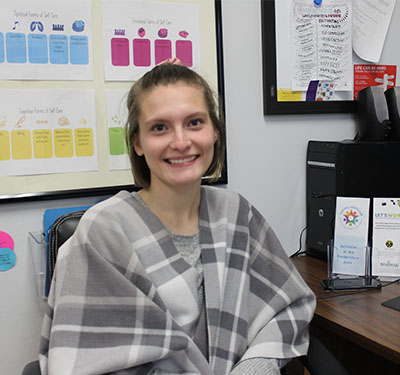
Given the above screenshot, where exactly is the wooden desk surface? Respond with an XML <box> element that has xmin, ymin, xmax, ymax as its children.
<box><xmin>291</xmin><ymin>255</ymin><xmax>400</xmax><ymax>366</ymax></box>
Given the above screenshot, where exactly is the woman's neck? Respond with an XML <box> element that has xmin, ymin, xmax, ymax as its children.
<box><xmin>138</xmin><ymin>183</ymin><xmax>201</xmax><ymax>235</ymax></box>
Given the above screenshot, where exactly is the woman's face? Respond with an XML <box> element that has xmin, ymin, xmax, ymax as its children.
<box><xmin>133</xmin><ymin>82</ymin><xmax>217</xmax><ymax>190</ymax></box>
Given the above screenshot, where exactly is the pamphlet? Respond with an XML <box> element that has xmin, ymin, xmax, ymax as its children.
<box><xmin>372</xmin><ymin>198</ymin><xmax>400</xmax><ymax>278</ymax></box>
<box><xmin>333</xmin><ymin>197</ymin><xmax>370</xmax><ymax>275</ymax></box>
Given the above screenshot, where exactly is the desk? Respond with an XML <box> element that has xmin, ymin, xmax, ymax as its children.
<box><xmin>292</xmin><ymin>255</ymin><xmax>400</xmax><ymax>375</ymax></box>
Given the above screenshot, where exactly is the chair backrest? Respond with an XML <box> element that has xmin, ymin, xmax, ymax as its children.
<box><xmin>48</xmin><ymin>209</ymin><xmax>86</xmax><ymax>280</ymax></box>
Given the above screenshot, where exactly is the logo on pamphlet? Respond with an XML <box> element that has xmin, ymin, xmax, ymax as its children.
<box><xmin>340</xmin><ymin>206</ymin><xmax>363</xmax><ymax>229</ymax></box>
<box><xmin>386</xmin><ymin>240</ymin><xmax>393</xmax><ymax>248</ymax></box>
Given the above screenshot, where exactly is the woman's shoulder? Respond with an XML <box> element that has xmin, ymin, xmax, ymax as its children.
<box><xmin>82</xmin><ymin>190</ymin><xmax>142</xmax><ymax>224</ymax></box>
<box><xmin>200</xmin><ymin>186</ymin><xmax>254</xmax><ymax>220</ymax></box>
<box><xmin>201</xmin><ymin>185</ymin><xmax>250</xmax><ymax>205</ymax></box>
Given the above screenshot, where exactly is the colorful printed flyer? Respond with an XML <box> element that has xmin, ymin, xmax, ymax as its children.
<box><xmin>333</xmin><ymin>197</ymin><xmax>370</xmax><ymax>275</ymax></box>
<box><xmin>353</xmin><ymin>64</ymin><xmax>397</xmax><ymax>100</ymax></box>
<box><xmin>102</xmin><ymin>0</ymin><xmax>200</xmax><ymax>81</ymax></box>
<box><xmin>105</xmin><ymin>90</ymin><xmax>130</xmax><ymax>171</ymax></box>
<box><xmin>0</xmin><ymin>0</ymin><xmax>92</xmax><ymax>80</ymax></box>
<box><xmin>372</xmin><ymin>198</ymin><xmax>400</xmax><ymax>278</ymax></box>
<box><xmin>0</xmin><ymin>89</ymin><xmax>98</xmax><ymax>176</ymax></box>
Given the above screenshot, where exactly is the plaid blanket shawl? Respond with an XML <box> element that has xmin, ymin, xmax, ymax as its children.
<box><xmin>39</xmin><ymin>186</ymin><xmax>315</xmax><ymax>375</ymax></box>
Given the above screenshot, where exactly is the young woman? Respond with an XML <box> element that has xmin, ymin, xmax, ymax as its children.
<box><xmin>39</xmin><ymin>63</ymin><xmax>315</xmax><ymax>375</ymax></box>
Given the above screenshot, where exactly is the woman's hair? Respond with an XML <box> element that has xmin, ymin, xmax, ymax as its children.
<box><xmin>126</xmin><ymin>64</ymin><xmax>225</xmax><ymax>188</ymax></box>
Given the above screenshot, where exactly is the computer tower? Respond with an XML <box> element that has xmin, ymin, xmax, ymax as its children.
<box><xmin>306</xmin><ymin>140</ymin><xmax>400</xmax><ymax>259</ymax></box>
<box><xmin>306</xmin><ymin>141</ymin><xmax>337</xmax><ymax>259</ymax></box>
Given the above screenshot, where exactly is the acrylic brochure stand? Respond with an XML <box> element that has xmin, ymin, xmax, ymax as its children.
<box><xmin>28</xmin><ymin>231</ymin><xmax>47</xmax><ymax>300</ymax></box>
<box><xmin>322</xmin><ymin>240</ymin><xmax>382</xmax><ymax>291</ymax></box>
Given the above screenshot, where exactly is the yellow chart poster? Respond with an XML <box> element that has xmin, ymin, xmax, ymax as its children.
<box><xmin>0</xmin><ymin>89</ymin><xmax>97</xmax><ymax>176</ymax></box>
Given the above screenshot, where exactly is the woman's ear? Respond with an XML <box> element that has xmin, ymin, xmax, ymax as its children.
<box><xmin>132</xmin><ymin>135</ymin><xmax>144</xmax><ymax>156</ymax></box>
<box><xmin>213</xmin><ymin>128</ymin><xmax>218</xmax><ymax>144</ymax></box>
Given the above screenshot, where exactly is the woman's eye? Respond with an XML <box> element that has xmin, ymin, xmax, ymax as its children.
<box><xmin>189</xmin><ymin>118</ymin><xmax>203</xmax><ymax>127</ymax></box>
<box><xmin>152</xmin><ymin>124</ymin><xmax>166</xmax><ymax>132</ymax></box>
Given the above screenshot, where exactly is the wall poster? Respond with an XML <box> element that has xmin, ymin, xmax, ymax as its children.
<box><xmin>0</xmin><ymin>0</ymin><xmax>225</xmax><ymax>202</ymax></box>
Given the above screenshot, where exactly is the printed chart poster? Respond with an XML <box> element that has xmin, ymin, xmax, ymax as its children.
<box><xmin>353</xmin><ymin>64</ymin><xmax>397</xmax><ymax>100</ymax></box>
<box><xmin>102</xmin><ymin>0</ymin><xmax>200</xmax><ymax>81</ymax></box>
<box><xmin>290</xmin><ymin>0</ymin><xmax>353</xmax><ymax>91</ymax></box>
<box><xmin>105</xmin><ymin>90</ymin><xmax>130</xmax><ymax>170</ymax></box>
<box><xmin>0</xmin><ymin>90</ymin><xmax>98</xmax><ymax>176</ymax></box>
<box><xmin>0</xmin><ymin>0</ymin><xmax>92</xmax><ymax>80</ymax></box>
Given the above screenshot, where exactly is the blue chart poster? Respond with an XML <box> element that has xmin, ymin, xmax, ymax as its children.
<box><xmin>0</xmin><ymin>0</ymin><xmax>92</xmax><ymax>80</ymax></box>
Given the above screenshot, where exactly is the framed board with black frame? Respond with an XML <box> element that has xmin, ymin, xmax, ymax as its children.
<box><xmin>0</xmin><ymin>0</ymin><xmax>226</xmax><ymax>203</ymax></box>
<box><xmin>260</xmin><ymin>0</ymin><xmax>400</xmax><ymax>115</ymax></box>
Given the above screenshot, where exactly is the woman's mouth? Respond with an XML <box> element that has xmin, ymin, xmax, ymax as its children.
<box><xmin>166</xmin><ymin>155</ymin><xmax>198</xmax><ymax>164</ymax></box>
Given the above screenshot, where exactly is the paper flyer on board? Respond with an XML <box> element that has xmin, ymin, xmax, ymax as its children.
<box><xmin>102</xmin><ymin>0</ymin><xmax>200</xmax><ymax>81</ymax></box>
<box><xmin>0</xmin><ymin>89</ymin><xmax>98</xmax><ymax>176</ymax></box>
<box><xmin>290</xmin><ymin>0</ymin><xmax>353</xmax><ymax>91</ymax></box>
<box><xmin>372</xmin><ymin>198</ymin><xmax>400</xmax><ymax>278</ymax></box>
<box><xmin>352</xmin><ymin>0</ymin><xmax>396</xmax><ymax>63</ymax></box>
<box><xmin>333</xmin><ymin>197</ymin><xmax>370</xmax><ymax>275</ymax></box>
<box><xmin>0</xmin><ymin>0</ymin><xmax>92</xmax><ymax>80</ymax></box>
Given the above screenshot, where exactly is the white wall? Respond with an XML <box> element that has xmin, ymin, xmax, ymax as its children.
<box><xmin>0</xmin><ymin>0</ymin><xmax>356</xmax><ymax>373</ymax></box>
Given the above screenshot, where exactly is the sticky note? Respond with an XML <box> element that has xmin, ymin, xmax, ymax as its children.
<box><xmin>11</xmin><ymin>130</ymin><xmax>32</xmax><ymax>159</ymax></box>
<box><xmin>70</xmin><ymin>35</ymin><xmax>89</xmax><ymax>65</ymax></box>
<box><xmin>74</xmin><ymin>128</ymin><xmax>94</xmax><ymax>156</ymax></box>
<box><xmin>0</xmin><ymin>32</ymin><xmax>4</xmax><ymax>63</ymax></box>
<box><xmin>133</xmin><ymin>39</ymin><xmax>151</xmax><ymax>67</ymax></box>
<box><xmin>109</xmin><ymin>127</ymin><xmax>126</xmax><ymax>155</ymax></box>
<box><xmin>0</xmin><ymin>231</ymin><xmax>14</xmax><ymax>250</ymax></box>
<box><xmin>54</xmin><ymin>128</ymin><xmax>73</xmax><ymax>157</ymax></box>
<box><xmin>6</xmin><ymin>32</ymin><xmax>27</xmax><ymax>63</ymax></box>
<box><xmin>28</xmin><ymin>34</ymin><xmax>48</xmax><ymax>64</ymax></box>
<box><xmin>0</xmin><ymin>131</ymin><xmax>10</xmax><ymax>160</ymax></box>
<box><xmin>0</xmin><ymin>248</ymin><xmax>16</xmax><ymax>272</ymax></box>
<box><xmin>111</xmin><ymin>38</ymin><xmax>130</xmax><ymax>66</ymax></box>
<box><xmin>277</xmin><ymin>89</ymin><xmax>302</xmax><ymax>102</ymax></box>
<box><xmin>176</xmin><ymin>40</ymin><xmax>193</xmax><ymax>67</ymax></box>
<box><xmin>154</xmin><ymin>39</ymin><xmax>172</xmax><ymax>65</ymax></box>
<box><xmin>33</xmin><ymin>129</ymin><xmax>53</xmax><ymax>158</ymax></box>
<box><xmin>49</xmin><ymin>34</ymin><xmax>68</xmax><ymax>64</ymax></box>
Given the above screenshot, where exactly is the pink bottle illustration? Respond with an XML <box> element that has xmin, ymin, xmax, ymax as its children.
<box><xmin>133</xmin><ymin>27</ymin><xmax>150</xmax><ymax>67</ymax></box>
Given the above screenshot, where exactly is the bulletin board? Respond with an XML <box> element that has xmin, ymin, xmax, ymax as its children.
<box><xmin>261</xmin><ymin>0</ymin><xmax>400</xmax><ymax>115</ymax></box>
<box><xmin>0</xmin><ymin>0</ymin><xmax>225</xmax><ymax>202</ymax></box>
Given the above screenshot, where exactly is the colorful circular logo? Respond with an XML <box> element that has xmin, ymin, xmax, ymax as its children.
<box><xmin>340</xmin><ymin>206</ymin><xmax>362</xmax><ymax>229</ymax></box>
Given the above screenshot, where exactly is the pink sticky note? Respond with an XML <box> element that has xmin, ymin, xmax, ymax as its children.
<box><xmin>133</xmin><ymin>39</ymin><xmax>151</xmax><ymax>67</ymax></box>
<box><xmin>111</xmin><ymin>38</ymin><xmax>130</xmax><ymax>66</ymax></box>
<box><xmin>0</xmin><ymin>231</ymin><xmax>14</xmax><ymax>250</ymax></box>
<box><xmin>176</xmin><ymin>40</ymin><xmax>192</xmax><ymax>67</ymax></box>
<box><xmin>154</xmin><ymin>39</ymin><xmax>172</xmax><ymax>65</ymax></box>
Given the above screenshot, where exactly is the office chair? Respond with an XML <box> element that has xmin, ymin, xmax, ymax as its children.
<box><xmin>22</xmin><ymin>211</ymin><xmax>349</xmax><ymax>375</ymax></box>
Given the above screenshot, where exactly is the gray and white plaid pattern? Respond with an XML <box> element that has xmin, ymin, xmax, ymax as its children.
<box><xmin>39</xmin><ymin>187</ymin><xmax>315</xmax><ymax>375</ymax></box>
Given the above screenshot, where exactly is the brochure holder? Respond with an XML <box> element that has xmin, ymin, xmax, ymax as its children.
<box><xmin>322</xmin><ymin>240</ymin><xmax>382</xmax><ymax>291</ymax></box>
<box><xmin>28</xmin><ymin>231</ymin><xmax>47</xmax><ymax>300</ymax></box>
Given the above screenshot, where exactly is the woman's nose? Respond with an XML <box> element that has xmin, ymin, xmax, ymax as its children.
<box><xmin>170</xmin><ymin>129</ymin><xmax>191</xmax><ymax>150</ymax></box>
